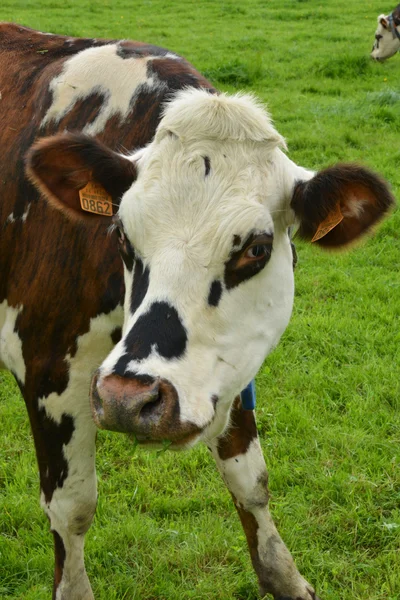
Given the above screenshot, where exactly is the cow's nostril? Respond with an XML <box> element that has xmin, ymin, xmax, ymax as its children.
<box><xmin>139</xmin><ymin>389</ymin><xmax>163</xmax><ymax>422</ymax></box>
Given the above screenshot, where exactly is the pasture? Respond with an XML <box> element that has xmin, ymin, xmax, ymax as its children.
<box><xmin>0</xmin><ymin>0</ymin><xmax>399</xmax><ymax>598</ymax></box>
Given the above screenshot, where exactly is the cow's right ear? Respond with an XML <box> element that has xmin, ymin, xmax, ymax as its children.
<box><xmin>26</xmin><ymin>133</ymin><xmax>137</xmax><ymax>221</ymax></box>
<box><xmin>379</xmin><ymin>16</ymin><xmax>388</xmax><ymax>28</ymax></box>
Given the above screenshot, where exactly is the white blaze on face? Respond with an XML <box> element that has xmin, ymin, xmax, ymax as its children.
<box><xmin>99</xmin><ymin>90</ymin><xmax>308</xmax><ymax>439</ymax></box>
<box><xmin>41</xmin><ymin>43</ymin><xmax>165</xmax><ymax>135</ymax></box>
<box><xmin>371</xmin><ymin>15</ymin><xmax>400</xmax><ymax>60</ymax></box>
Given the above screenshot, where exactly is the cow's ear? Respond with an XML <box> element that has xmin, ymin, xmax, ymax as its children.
<box><xmin>291</xmin><ymin>164</ymin><xmax>395</xmax><ymax>248</ymax></box>
<box><xmin>26</xmin><ymin>133</ymin><xmax>137</xmax><ymax>221</ymax></box>
<box><xmin>380</xmin><ymin>16</ymin><xmax>388</xmax><ymax>28</ymax></box>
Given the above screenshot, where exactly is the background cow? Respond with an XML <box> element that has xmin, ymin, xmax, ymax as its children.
<box><xmin>371</xmin><ymin>4</ymin><xmax>400</xmax><ymax>60</ymax></box>
<box><xmin>0</xmin><ymin>23</ymin><xmax>395</xmax><ymax>600</ymax></box>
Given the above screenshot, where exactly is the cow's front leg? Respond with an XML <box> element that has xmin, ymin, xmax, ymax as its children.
<box><xmin>28</xmin><ymin>395</ymin><xmax>97</xmax><ymax>600</ymax></box>
<box><xmin>208</xmin><ymin>397</ymin><xmax>319</xmax><ymax>600</ymax></box>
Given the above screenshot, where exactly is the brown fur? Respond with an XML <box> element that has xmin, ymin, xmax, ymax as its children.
<box><xmin>0</xmin><ymin>23</ymin><xmax>214</xmax><ymax>597</ymax></box>
<box><xmin>216</xmin><ymin>396</ymin><xmax>258</xmax><ymax>460</ymax></box>
<box><xmin>291</xmin><ymin>164</ymin><xmax>395</xmax><ymax>248</ymax></box>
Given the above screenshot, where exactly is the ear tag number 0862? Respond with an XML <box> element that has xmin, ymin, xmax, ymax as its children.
<box><xmin>79</xmin><ymin>182</ymin><xmax>113</xmax><ymax>216</ymax></box>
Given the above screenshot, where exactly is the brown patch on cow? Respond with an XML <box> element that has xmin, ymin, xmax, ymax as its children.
<box><xmin>35</xmin><ymin>410</ymin><xmax>75</xmax><ymax>503</ymax></box>
<box><xmin>52</xmin><ymin>530</ymin><xmax>66</xmax><ymax>594</ymax></box>
<box><xmin>99</xmin><ymin>87</ymin><xmax>175</xmax><ymax>150</ymax></box>
<box><xmin>0</xmin><ymin>22</ymin><xmax>216</xmax><ymax>593</ymax></box>
<box><xmin>234</xmin><ymin>501</ymin><xmax>265</xmax><ymax>583</ymax></box>
<box><xmin>149</xmin><ymin>57</ymin><xmax>216</xmax><ymax>93</ymax></box>
<box><xmin>51</xmin><ymin>92</ymin><xmax>106</xmax><ymax>132</ymax></box>
<box><xmin>216</xmin><ymin>396</ymin><xmax>258</xmax><ymax>460</ymax></box>
<box><xmin>3</xmin><ymin>199</ymin><xmax>125</xmax><ymax>503</ymax></box>
<box><xmin>291</xmin><ymin>164</ymin><xmax>395</xmax><ymax>248</ymax></box>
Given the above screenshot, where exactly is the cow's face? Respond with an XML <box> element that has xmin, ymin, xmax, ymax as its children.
<box><xmin>27</xmin><ymin>89</ymin><xmax>394</xmax><ymax>449</ymax></box>
<box><xmin>98</xmin><ymin>138</ymin><xmax>296</xmax><ymax>444</ymax></box>
<box><xmin>371</xmin><ymin>12</ymin><xmax>400</xmax><ymax>60</ymax></box>
<box><xmin>92</xmin><ymin>91</ymin><xmax>301</xmax><ymax>447</ymax></box>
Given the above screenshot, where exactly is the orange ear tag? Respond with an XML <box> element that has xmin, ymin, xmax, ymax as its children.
<box><xmin>79</xmin><ymin>181</ymin><xmax>113</xmax><ymax>216</ymax></box>
<box><xmin>311</xmin><ymin>204</ymin><xmax>344</xmax><ymax>242</ymax></box>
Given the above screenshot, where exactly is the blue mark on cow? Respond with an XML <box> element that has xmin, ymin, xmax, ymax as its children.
<box><xmin>240</xmin><ymin>379</ymin><xmax>256</xmax><ymax>410</ymax></box>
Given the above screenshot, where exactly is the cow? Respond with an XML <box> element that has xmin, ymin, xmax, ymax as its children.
<box><xmin>0</xmin><ymin>22</ymin><xmax>395</xmax><ymax>600</ymax></box>
<box><xmin>371</xmin><ymin>4</ymin><xmax>400</xmax><ymax>60</ymax></box>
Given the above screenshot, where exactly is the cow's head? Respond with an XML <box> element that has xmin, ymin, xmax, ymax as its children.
<box><xmin>27</xmin><ymin>89</ymin><xmax>394</xmax><ymax>449</ymax></box>
<box><xmin>371</xmin><ymin>6</ymin><xmax>400</xmax><ymax>60</ymax></box>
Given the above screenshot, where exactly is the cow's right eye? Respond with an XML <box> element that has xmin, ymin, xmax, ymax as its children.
<box><xmin>115</xmin><ymin>226</ymin><xmax>125</xmax><ymax>244</ymax></box>
<box><xmin>112</xmin><ymin>220</ymin><xmax>135</xmax><ymax>269</ymax></box>
<box><xmin>245</xmin><ymin>245</ymin><xmax>270</xmax><ymax>260</ymax></box>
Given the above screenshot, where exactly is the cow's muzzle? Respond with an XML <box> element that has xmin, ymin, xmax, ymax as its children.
<box><xmin>90</xmin><ymin>371</ymin><xmax>201</xmax><ymax>446</ymax></box>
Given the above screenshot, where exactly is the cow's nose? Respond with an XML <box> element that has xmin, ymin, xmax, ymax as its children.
<box><xmin>90</xmin><ymin>372</ymin><xmax>165</xmax><ymax>433</ymax></box>
<box><xmin>90</xmin><ymin>371</ymin><xmax>200</xmax><ymax>443</ymax></box>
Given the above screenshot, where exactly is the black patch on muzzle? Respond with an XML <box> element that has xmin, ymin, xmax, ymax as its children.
<box><xmin>124</xmin><ymin>301</ymin><xmax>187</xmax><ymax>360</ymax></box>
<box><xmin>113</xmin><ymin>353</ymin><xmax>132</xmax><ymax>377</ymax></box>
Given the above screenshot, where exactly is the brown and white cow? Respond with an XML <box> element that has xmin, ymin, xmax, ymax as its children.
<box><xmin>371</xmin><ymin>4</ymin><xmax>400</xmax><ymax>60</ymax></box>
<box><xmin>0</xmin><ymin>23</ymin><xmax>394</xmax><ymax>600</ymax></box>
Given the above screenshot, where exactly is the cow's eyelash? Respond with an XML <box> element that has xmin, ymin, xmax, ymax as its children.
<box><xmin>108</xmin><ymin>218</ymin><xmax>123</xmax><ymax>236</ymax></box>
<box><xmin>109</xmin><ymin>218</ymin><xmax>128</xmax><ymax>244</ymax></box>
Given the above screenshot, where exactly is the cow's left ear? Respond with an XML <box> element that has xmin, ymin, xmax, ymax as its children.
<box><xmin>291</xmin><ymin>164</ymin><xmax>395</xmax><ymax>248</ymax></box>
<box><xmin>26</xmin><ymin>132</ymin><xmax>137</xmax><ymax>221</ymax></box>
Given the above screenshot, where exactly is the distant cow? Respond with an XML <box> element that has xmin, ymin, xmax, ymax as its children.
<box><xmin>0</xmin><ymin>23</ymin><xmax>394</xmax><ymax>600</ymax></box>
<box><xmin>371</xmin><ymin>4</ymin><xmax>400</xmax><ymax>59</ymax></box>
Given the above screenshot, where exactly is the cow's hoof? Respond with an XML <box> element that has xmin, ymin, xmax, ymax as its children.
<box><xmin>275</xmin><ymin>591</ymin><xmax>321</xmax><ymax>600</ymax></box>
<box><xmin>276</xmin><ymin>597</ymin><xmax>321</xmax><ymax>600</ymax></box>
<box><xmin>275</xmin><ymin>588</ymin><xmax>320</xmax><ymax>600</ymax></box>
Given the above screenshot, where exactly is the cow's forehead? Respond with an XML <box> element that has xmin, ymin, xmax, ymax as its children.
<box><xmin>119</xmin><ymin>138</ymin><xmax>276</xmax><ymax>262</ymax></box>
<box><xmin>118</xmin><ymin>89</ymin><xmax>287</xmax><ymax>261</ymax></box>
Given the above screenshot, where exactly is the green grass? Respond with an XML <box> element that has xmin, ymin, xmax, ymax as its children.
<box><xmin>0</xmin><ymin>0</ymin><xmax>399</xmax><ymax>599</ymax></box>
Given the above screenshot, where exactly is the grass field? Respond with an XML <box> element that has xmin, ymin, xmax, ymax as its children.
<box><xmin>0</xmin><ymin>1</ymin><xmax>399</xmax><ymax>599</ymax></box>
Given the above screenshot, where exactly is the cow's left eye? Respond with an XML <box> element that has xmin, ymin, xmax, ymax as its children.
<box><xmin>245</xmin><ymin>245</ymin><xmax>269</xmax><ymax>259</ymax></box>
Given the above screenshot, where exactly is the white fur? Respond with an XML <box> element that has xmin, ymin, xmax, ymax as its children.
<box><xmin>41</xmin><ymin>44</ymin><xmax>166</xmax><ymax>136</ymax></box>
<box><xmin>39</xmin><ymin>307</ymin><xmax>123</xmax><ymax>599</ymax></box>
<box><xmin>209</xmin><ymin>434</ymin><xmax>314</xmax><ymax>597</ymax></box>
<box><xmin>0</xmin><ymin>301</ymin><xmax>26</xmax><ymax>383</ymax></box>
<box><xmin>212</xmin><ymin>438</ymin><xmax>268</xmax><ymax>506</ymax></box>
<box><xmin>253</xmin><ymin>505</ymin><xmax>313</xmax><ymax>596</ymax></box>
<box><xmin>5</xmin><ymin>204</ymin><xmax>31</xmax><ymax>225</ymax></box>
<box><xmin>38</xmin><ymin>307</ymin><xmax>122</xmax><ymax>422</ymax></box>
<box><xmin>157</xmin><ymin>88</ymin><xmax>286</xmax><ymax>147</ymax></box>
<box><xmin>98</xmin><ymin>90</ymin><xmax>313</xmax><ymax>439</ymax></box>
<box><xmin>371</xmin><ymin>13</ymin><xmax>400</xmax><ymax>60</ymax></box>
